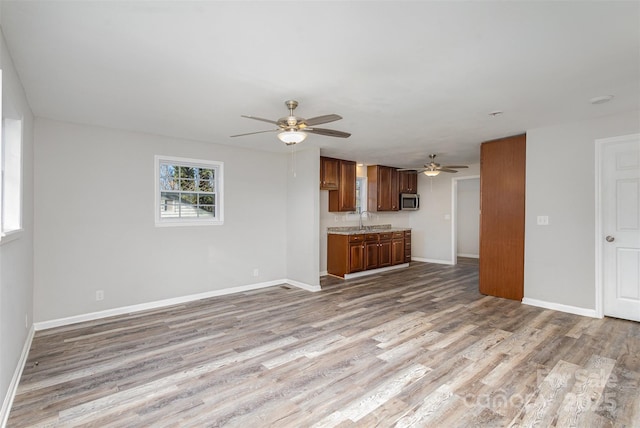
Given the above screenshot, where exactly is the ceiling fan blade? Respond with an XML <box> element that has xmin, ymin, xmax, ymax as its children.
<box><xmin>306</xmin><ymin>127</ymin><xmax>351</xmax><ymax>138</ymax></box>
<box><xmin>230</xmin><ymin>129</ymin><xmax>279</xmax><ymax>137</ymax></box>
<box><xmin>302</xmin><ymin>114</ymin><xmax>342</xmax><ymax>127</ymax></box>
<box><xmin>396</xmin><ymin>168</ymin><xmax>421</xmax><ymax>172</ymax></box>
<box><xmin>240</xmin><ymin>115</ymin><xmax>280</xmax><ymax>125</ymax></box>
<box><xmin>438</xmin><ymin>168</ymin><xmax>459</xmax><ymax>173</ymax></box>
<box><xmin>441</xmin><ymin>165</ymin><xmax>468</xmax><ymax>169</ymax></box>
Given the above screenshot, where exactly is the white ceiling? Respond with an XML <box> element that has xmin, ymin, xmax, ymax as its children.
<box><xmin>1</xmin><ymin>1</ymin><xmax>638</xmax><ymax>168</ymax></box>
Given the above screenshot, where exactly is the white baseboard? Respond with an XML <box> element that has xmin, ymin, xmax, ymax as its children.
<box><xmin>344</xmin><ymin>263</ymin><xmax>409</xmax><ymax>279</ymax></box>
<box><xmin>411</xmin><ymin>257</ymin><xmax>454</xmax><ymax>265</ymax></box>
<box><xmin>457</xmin><ymin>253</ymin><xmax>479</xmax><ymax>258</ymax></box>
<box><xmin>1</xmin><ymin>325</ymin><xmax>35</xmax><ymax>427</ymax></box>
<box><xmin>522</xmin><ymin>297</ymin><xmax>600</xmax><ymax>319</ymax></box>
<box><xmin>286</xmin><ymin>279</ymin><xmax>321</xmax><ymax>292</ymax></box>
<box><xmin>319</xmin><ymin>270</ymin><xmax>328</xmax><ymax>277</ymax></box>
<box><xmin>34</xmin><ymin>278</ymin><xmax>317</xmax><ymax>331</ymax></box>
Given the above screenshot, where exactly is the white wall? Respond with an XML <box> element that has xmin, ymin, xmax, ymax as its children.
<box><xmin>456</xmin><ymin>177</ymin><xmax>480</xmax><ymax>258</ymax></box>
<box><xmin>0</xmin><ymin>28</ymin><xmax>35</xmax><ymax>423</ymax></box>
<box><xmin>525</xmin><ymin>110</ymin><xmax>640</xmax><ymax>311</ymax></box>
<box><xmin>410</xmin><ymin>164</ymin><xmax>481</xmax><ymax>264</ymax></box>
<box><xmin>286</xmin><ymin>148</ymin><xmax>320</xmax><ymax>287</ymax></box>
<box><xmin>33</xmin><ymin>118</ymin><xmax>290</xmax><ymax>322</ymax></box>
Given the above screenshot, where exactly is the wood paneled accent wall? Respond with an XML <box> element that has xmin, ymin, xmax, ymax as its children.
<box><xmin>479</xmin><ymin>134</ymin><xmax>526</xmax><ymax>301</ymax></box>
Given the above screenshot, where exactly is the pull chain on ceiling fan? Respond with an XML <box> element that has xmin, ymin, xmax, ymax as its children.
<box><xmin>231</xmin><ymin>100</ymin><xmax>351</xmax><ymax>145</ymax></box>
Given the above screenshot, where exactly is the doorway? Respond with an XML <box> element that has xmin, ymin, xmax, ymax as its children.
<box><xmin>596</xmin><ymin>133</ymin><xmax>640</xmax><ymax>321</ymax></box>
<box><xmin>452</xmin><ymin>176</ymin><xmax>480</xmax><ymax>265</ymax></box>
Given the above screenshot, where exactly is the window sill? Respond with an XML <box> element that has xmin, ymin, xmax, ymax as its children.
<box><xmin>1</xmin><ymin>228</ymin><xmax>23</xmax><ymax>245</ymax></box>
<box><xmin>155</xmin><ymin>220</ymin><xmax>224</xmax><ymax>228</ymax></box>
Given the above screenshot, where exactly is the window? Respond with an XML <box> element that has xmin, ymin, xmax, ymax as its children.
<box><xmin>155</xmin><ymin>155</ymin><xmax>223</xmax><ymax>226</ymax></box>
<box><xmin>356</xmin><ymin>176</ymin><xmax>367</xmax><ymax>213</ymax></box>
<box><xmin>1</xmin><ymin>70</ymin><xmax>24</xmax><ymax>243</ymax></box>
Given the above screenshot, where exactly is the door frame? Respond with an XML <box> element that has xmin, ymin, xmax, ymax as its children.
<box><xmin>594</xmin><ymin>133</ymin><xmax>640</xmax><ymax>319</ymax></box>
<box><xmin>451</xmin><ymin>175</ymin><xmax>481</xmax><ymax>265</ymax></box>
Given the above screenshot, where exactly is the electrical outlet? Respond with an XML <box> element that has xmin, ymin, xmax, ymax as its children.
<box><xmin>537</xmin><ymin>215</ymin><xmax>549</xmax><ymax>226</ymax></box>
<box><xmin>96</xmin><ymin>290</ymin><xmax>104</xmax><ymax>301</ymax></box>
<box><xmin>253</xmin><ymin>268</ymin><xmax>259</xmax><ymax>277</ymax></box>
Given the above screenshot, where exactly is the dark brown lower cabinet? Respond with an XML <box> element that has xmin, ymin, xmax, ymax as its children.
<box><xmin>349</xmin><ymin>241</ymin><xmax>365</xmax><ymax>273</ymax></box>
<box><xmin>378</xmin><ymin>233</ymin><xmax>392</xmax><ymax>268</ymax></box>
<box><xmin>364</xmin><ymin>238</ymin><xmax>380</xmax><ymax>270</ymax></box>
<box><xmin>404</xmin><ymin>230</ymin><xmax>412</xmax><ymax>263</ymax></box>
<box><xmin>328</xmin><ymin>234</ymin><xmax>364</xmax><ymax>277</ymax></box>
<box><xmin>328</xmin><ymin>230</ymin><xmax>409</xmax><ymax>278</ymax></box>
<box><xmin>391</xmin><ymin>232</ymin><xmax>405</xmax><ymax>265</ymax></box>
<box><xmin>364</xmin><ymin>233</ymin><xmax>391</xmax><ymax>269</ymax></box>
<box><xmin>479</xmin><ymin>134</ymin><xmax>526</xmax><ymax>301</ymax></box>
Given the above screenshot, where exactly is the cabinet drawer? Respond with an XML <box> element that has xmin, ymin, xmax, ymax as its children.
<box><xmin>349</xmin><ymin>234</ymin><xmax>365</xmax><ymax>242</ymax></box>
<box><xmin>379</xmin><ymin>232</ymin><xmax>392</xmax><ymax>240</ymax></box>
<box><xmin>365</xmin><ymin>233</ymin><xmax>379</xmax><ymax>241</ymax></box>
<box><xmin>392</xmin><ymin>231</ymin><xmax>404</xmax><ymax>239</ymax></box>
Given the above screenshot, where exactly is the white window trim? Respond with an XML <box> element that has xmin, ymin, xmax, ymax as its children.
<box><xmin>1</xmin><ymin>228</ymin><xmax>24</xmax><ymax>245</ymax></box>
<box><xmin>0</xmin><ymin>69</ymin><xmax>24</xmax><ymax>243</ymax></box>
<box><xmin>154</xmin><ymin>155</ymin><xmax>224</xmax><ymax>227</ymax></box>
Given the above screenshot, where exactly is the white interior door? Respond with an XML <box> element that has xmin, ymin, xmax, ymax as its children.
<box><xmin>603</xmin><ymin>134</ymin><xmax>640</xmax><ymax>322</ymax></box>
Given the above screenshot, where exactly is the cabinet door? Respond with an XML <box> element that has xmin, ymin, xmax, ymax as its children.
<box><xmin>378</xmin><ymin>239</ymin><xmax>392</xmax><ymax>267</ymax></box>
<box><xmin>399</xmin><ymin>171</ymin><xmax>418</xmax><ymax>194</ymax></box>
<box><xmin>377</xmin><ymin>166</ymin><xmax>398</xmax><ymax>210</ymax></box>
<box><xmin>390</xmin><ymin>168</ymin><xmax>399</xmax><ymax>211</ymax></box>
<box><xmin>364</xmin><ymin>240</ymin><xmax>379</xmax><ymax>270</ymax></box>
<box><xmin>378</xmin><ymin>166</ymin><xmax>392</xmax><ymax>210</ymax></box>
<box><xmin>339</xmin><ymin>160</ymin><xmax>356</xmax><ymax>211</ymax></box>
<box><xmin>320</xmin><ymin>157</ymin><xmax>339</xmax><ymax>190</ymax></box>
<box><xmin>391</xmin><ymin>238</ymin><xmax>405</xmax><ymax>265</ymax></box>
<box><xmin>349</xmin><ymin>242</ymin><xmax>365</xmax><ymax>273</ymax></box>
<box><xmin>367</xmin><ymin>165</ymin><xmax>401</xmax><ymax>212</ymax></box>
<box><xmin>328</xmin><ymin>160</ymin><xmax>356</xmax><ymax>212</ymax></box>
<box><xmin>479</xmin><ymin>134</ymin><xmax>526</xmax><ymax>301</ymax></box>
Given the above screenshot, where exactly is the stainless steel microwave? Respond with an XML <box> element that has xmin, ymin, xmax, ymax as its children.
<box><xmin>400</xmin><ymin>193</ymin><xmax>420</xmax><ymax>210</ymax></box>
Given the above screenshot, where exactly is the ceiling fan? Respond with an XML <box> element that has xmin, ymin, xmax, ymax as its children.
<box><xmin>398</xmin><ymin>154</ymin><xmax>468</xmax><ymax>177</ymax></box>
<box><xmin>231</xmin><ymin>100</ymin><xmax>351</xmax><ymax>145</ymax></box>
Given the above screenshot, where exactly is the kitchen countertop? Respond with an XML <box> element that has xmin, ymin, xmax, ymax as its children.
<box><xmin>327</xmin><ymin>224</ymin><xmax>411</xmax><ymax>235</ymax></box>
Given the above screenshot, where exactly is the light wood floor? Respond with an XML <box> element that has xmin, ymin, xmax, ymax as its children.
<box><xmin>8</xmin><ymin>262</ymin><xmax>640</xmax><ymax>427</ymax></box>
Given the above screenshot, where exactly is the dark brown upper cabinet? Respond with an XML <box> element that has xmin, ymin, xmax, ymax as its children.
<box><xmin>320</xmin><ymin>156</ymin><xmax>340</xmax><ymax>190</ymax></box>
<box><xmin>328</xmin><ymin>159</ymin><xmax>356</xmax><ymax>212</ymax></box>
<box><xmin>398</xmin><ymin>170</ymin><xmax>418</xmax><ymax>194</ymax></box>
<box><xmin>367</xmin><ymin>165</ymin><xmax>399</xmax><ymax>211</ymax></box>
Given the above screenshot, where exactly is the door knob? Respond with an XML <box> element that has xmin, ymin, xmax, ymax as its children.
<box><xmin>605</xmin><ymin>235</ymin><xmax>615</xmax><ymax>242</ymax></box>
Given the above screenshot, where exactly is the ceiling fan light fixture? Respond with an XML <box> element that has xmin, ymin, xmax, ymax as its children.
<box><xmin>423</xmin><ymin>170</ymin><xmax>440</xmax><ymax>177</ymax></box>
<box><xmin>278</xmin><ymin>130</ymin><xmax>307</xmax><ymax>145</ymax></box>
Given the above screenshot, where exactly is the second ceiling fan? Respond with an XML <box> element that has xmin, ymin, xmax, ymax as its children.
<box><xmin>398</xmin><ymin>154</ymin><xmax>468</xmax><ymax>177</ymax></box>
<box><xmin>231</xmin><ymin>100</ymin><xmax>351</xmax><ymax>145</ymax></box>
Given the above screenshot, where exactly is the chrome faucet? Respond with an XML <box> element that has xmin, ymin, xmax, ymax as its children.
<box><xmin>359</xmin><ymin>210</ymin><xmax>369</xmax><ymax>230</ymax></box>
